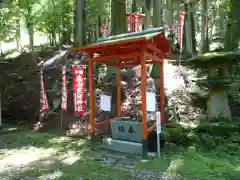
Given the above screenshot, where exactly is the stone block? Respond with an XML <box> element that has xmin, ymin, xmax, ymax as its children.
<box><xmin>111</xmin><ymin>118</ymin><xmax>142</xmax><ymax>143</ymax></box>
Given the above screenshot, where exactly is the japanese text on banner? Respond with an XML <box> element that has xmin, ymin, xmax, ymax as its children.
<box><xmin>72</xmin><ymin>65</ymin><xmax>86</xmax><ymax>116</ymax></box>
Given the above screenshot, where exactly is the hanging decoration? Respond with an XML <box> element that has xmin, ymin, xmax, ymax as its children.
<box><xmin>177</xmin><ymin>11</ymin><xmax>185</xmax><ymax>53</ymax></box>
<box><xmin>40</xmin><ymin>70</ymin><xmax>49</xmax><ymax>112</ymax></box>
<box><xmin>61</xmin><ymin>66</ymin><xmax>67</xmax><ymax>111</ymax></box>
<box><xmin>72</xmin><ymin>65</ymin><xmax>86</xmax><ymax>116</ymax></box>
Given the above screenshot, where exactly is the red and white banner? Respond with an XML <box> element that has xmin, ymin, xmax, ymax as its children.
<box><xmin>61</xmin><ymin>66</ymin><xmax>67</xmax><ymax>111</ymax></box>
<box><xmin>40</xmin><ymin>71</ymin><xmax>49</xmax><ymax>112</ymax></box>
<box><xmin>72</xmin><ymin>65</ymin><xmax>86</xmax><ymax>116</ymax></box>
<box><xmin>101</xmin><ymin>23</ymin><xmax>111</xmax><ymax>37</ymax></box>
<box><xmin>177</xmin><ymin>12</ymin><xmax>185</xmax><ymax>53</ymax></box>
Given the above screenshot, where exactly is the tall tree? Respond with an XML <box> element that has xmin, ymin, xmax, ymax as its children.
<box><xmin>189</xmin><ymin>1</ymin><xmax>196</xmax><ymax>55</ymax></box>
<box><xmin>184</xmin><ymin>2</ymin><xmax>196</xmax><ymax>55</ymax></box>
<box><xmin>111</xmin><ymin>0</ymin><xmax>126</xmax><ymax>35</ymax></box>
<box><xmin>19</xmin><ymin>0</ymin><xmax>37</xmax><ymax>53</ymax></box>
<box><xmin>224</xmin><ymin>0</ymin><xmax>240</xmax><ymax>51</ymax></box>
<box><xmin>74</xmin><ymin>0</ymin><xmax>85</xmax><ymax>47</ymax></box>
<box><xmin>152</xmin><ymin>0</ymin><xmax>161</xmax><ymax>27</ymax></box>
<box><xmin>200</xmin><ymin>0</ymin><xmax>209</xmax><ymax>53</ymax></box>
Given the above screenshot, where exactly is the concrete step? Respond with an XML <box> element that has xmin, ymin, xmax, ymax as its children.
<box><xmin>102</xmin><ymin>137</ymin><xmax>143</xmax><ymax>155</ymax></box>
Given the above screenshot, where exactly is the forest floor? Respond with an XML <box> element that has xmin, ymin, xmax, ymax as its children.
<box><xmin>0</xmin><ymin>127</ymin><xmax>239</xmax><ymax>180</ymax></box>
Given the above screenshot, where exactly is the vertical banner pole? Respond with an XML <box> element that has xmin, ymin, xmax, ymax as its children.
<box><xmin>156</xmin><ymin>111</ymin><xmax>161</xmax><ymax>157</ymax></box>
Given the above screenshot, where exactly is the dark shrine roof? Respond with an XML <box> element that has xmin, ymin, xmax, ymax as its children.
<box><xmin>74</xmin><ymin>27</ymin><xmax>171</xmax><ymax>56</ymax></box>
<box><xmin>95</xmin><ymin>27</ymin><xmax>165</xmax><ymax>45</ymax></box>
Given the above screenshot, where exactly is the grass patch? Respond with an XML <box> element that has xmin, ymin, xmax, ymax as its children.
<box><xmin>1</xmin><ymin>127</ymin><xmax>239</xmax><ymax>180</ymax></box>
<box><xmin>0</xmin><ymin>128</ymin><xmax>131</xmax><ymax>180</ymax></box>
<box><xmin>137</xmin><ymin>148</ymin><xmax>240</xmax><ymax>180</ymax></box>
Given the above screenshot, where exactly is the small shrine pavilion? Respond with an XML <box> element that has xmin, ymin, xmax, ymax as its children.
<box><xmin>74</xmin><ymin>27</ymin><xmax>171</xmax><ymax>156</ymax></box>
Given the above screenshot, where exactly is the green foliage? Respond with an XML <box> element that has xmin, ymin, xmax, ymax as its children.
<box><xmin>137</xmin><ymin>121</ymin><xmax>240</xmax><ymax>179</ymax></box>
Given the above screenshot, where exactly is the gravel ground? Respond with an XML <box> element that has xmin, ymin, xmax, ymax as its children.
<box><xmin>131</xmin><ymin>169</ymin><xmax>184</xmax><ymax>180</ymax></box>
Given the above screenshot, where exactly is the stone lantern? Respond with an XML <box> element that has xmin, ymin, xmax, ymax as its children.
<box><xmin>188</xmin><ymin>52</ymin><xmax>240</xmax><ymax>121</ymax></box>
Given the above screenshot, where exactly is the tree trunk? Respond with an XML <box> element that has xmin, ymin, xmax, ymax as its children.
<box><xmin>184</xmin><ymin>3</ymin><xmax>192</xmax><ymax>55</ymax></box>
<box><xmin>219</xmin><ymin>11</ymin><xmax>225</xmax><ymax>41</ymax></box>
<box><xmin>96</xmin><ymin>15</ymin><xmax>100</xmax><ymax>39</ymax></box>
<box><xmin>111</xmin><ymin>0</ymin><xmax>126</xmax><ymax>35</ymax></box>
<box><xmin>117</xmin><ymin>0</ymin><xmax>126</xmax><ymax>34</ymax></box>
<box><xmin>144</xmin><ymin>0</ymin><xmax>151</xmax><ymax>29</ymax></box>
<box><xmin>27</xmin><ymin>23</ymin><xmax>34</xmax><ymax>53</ymax></box>
<box><xmin>61</xmin><ymin>30</ymin><xmax>72</xmax><ymax>45</ymax></box>
<box><xmin>224</xmin><ymin>0</ymin><xmax>240</xmax><ymax>51</ymax></box>
<box><xmin>189</xmin><ymin>2</ymin><xmax>196</xmax><ymax>55</ymax></box>
<box><xmin>51</xmin><ymin>32</ymin><xmax>56</xmax><ymax>46</ymax></box>
<box><xmin>200</xmin><ymin>0</ymin><xmax>208</xmax><ymax>53</ymax></box>
<box><xmin>74</xmin><ymin>0</ymin><xmax>85</xmax><ymax>47</ymax></box>
<box><xmin>153</xmin><ymin>0</ymin><xmax>161</xmax><ymax>28</ymax></box>
<box><xmin>166</xmin><ymin>0</ymin><xmax>173</xmax><ymax>30</ymax></box>
<box><xmin>16</xmin><ymin>18</ymin><xmax>23</xmax><ymax>53</ymax></box>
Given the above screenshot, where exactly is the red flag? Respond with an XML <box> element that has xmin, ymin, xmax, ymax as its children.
<box><xmin>40</xmin><ymin>71</ymin><xmax>49</xmax><ymax>112</ymax></box>
<box><xmin>72</xmin><ymin>65</ymin><xmax>86</xmax><ymax>116</ymax></box>
<box><xmin>61</xmin><ymin>66</ymin><xmax>67</xmax><ymax>111</ymax></box>
<box><xmin>177</xmin><ymin>12</ymin><xmax>185</xmax><ymax>53</ymax></box>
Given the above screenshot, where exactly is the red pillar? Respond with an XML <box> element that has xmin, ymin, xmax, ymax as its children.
<box><xmin>140</xmin><ymin>52</ymin><xmax>148</xmax><ymax>157</ymax></box>
<box><xmin>116</xmin><ymin>67</ymin><xmax>121</xmax><ymax>116</ymax></box>
<box><xmin>88</xmin><ymin>53</ymin><xmax>95</xmax><ymax>134</ymax></box>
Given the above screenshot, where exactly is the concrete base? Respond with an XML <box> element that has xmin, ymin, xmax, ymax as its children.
<box><xmin>102</xmin><ymin>137</ymin><xmax>143</xmax><ymax>155</ymax></box>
